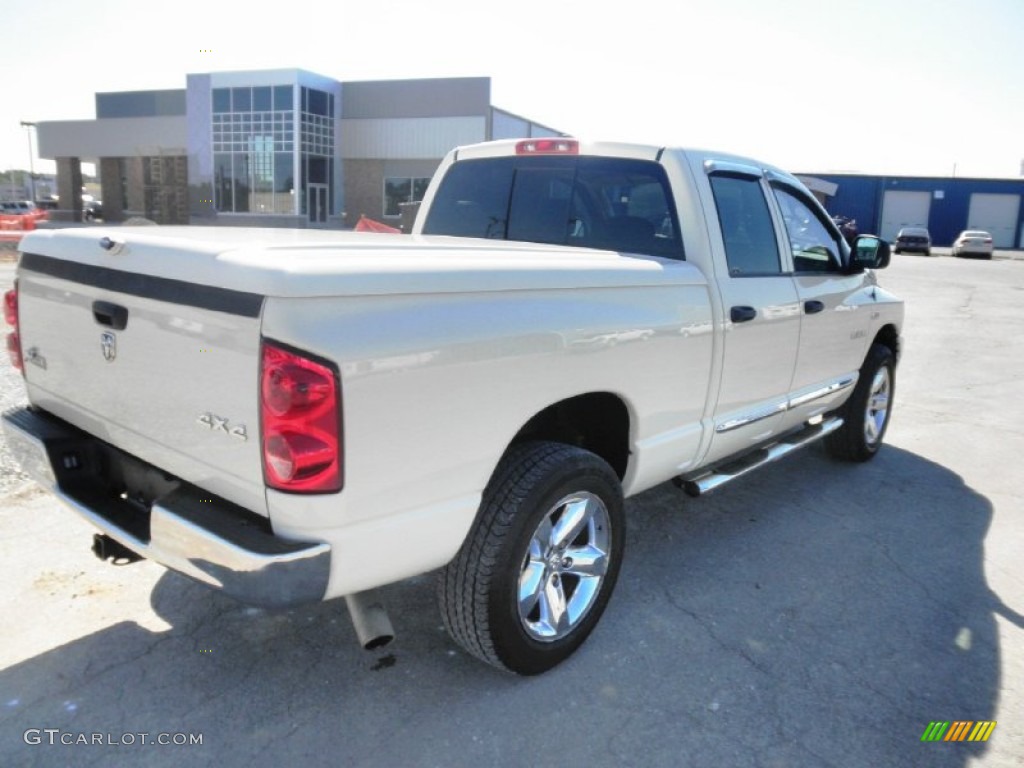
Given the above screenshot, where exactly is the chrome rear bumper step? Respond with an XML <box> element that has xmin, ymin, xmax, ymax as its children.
<box><xmin>2</xmin><ymin>406</ymin><xmax>331</xmax><ymax>608</ymax></box>
<box><xmin>676</xmin><ymin>417</ymin><xmax>843</xmax><ymax>498</ymax></box>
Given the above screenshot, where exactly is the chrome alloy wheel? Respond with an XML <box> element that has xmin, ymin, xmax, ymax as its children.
<box><xmin>864</xmin><ymin>366</ymin><xmax>891</xmax><ymax>447</ymax></box>
<box><xmin>518</xmin><ymin>492</ymin><xmax>611</xmax><ymax>642</ymax></box>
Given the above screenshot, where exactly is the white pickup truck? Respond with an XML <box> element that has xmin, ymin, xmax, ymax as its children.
<box><xmin>2</xmin><ymin>138</ymin><xmax>902</xmax><ymax>674</ymax></box>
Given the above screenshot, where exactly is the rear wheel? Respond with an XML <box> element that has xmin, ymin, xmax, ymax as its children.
<box><xmin>438</xmin><ymin>441</ymin><xmax>625</xmax><ymax>674</ymax></box>
<box><xmin>826</xmin><ymin>343</ymin><xmax>895</xmax><ymax>462</ymax></box>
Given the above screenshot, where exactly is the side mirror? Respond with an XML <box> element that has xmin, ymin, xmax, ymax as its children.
<box><xmin>848</xmin><ymin>235</ymin><xmax>891</xmax><ymax>272</ymax></box>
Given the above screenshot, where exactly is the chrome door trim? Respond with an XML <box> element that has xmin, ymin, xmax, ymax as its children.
<box><xmin>787</xmin><ymin>375</ymin><xmax>856</xmax><ymax>409</ymax></box>
<box><xmin>715</xmin><ymin>375</ymin><xmax>856</xmax><ymax>434</ymax></box>
<box><xmin>715</xmin><ymin>401</ymin><xmax>788</xmax><ymax>433</ymax></box>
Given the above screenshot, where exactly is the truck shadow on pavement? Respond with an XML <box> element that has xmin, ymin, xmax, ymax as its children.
<box><xmin>0</xmin><ymin>446</ymin><xmax>1016</xmax><ymax>768</ymax></box>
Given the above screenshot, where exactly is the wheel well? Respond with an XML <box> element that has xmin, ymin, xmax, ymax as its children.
<box><xmin>873</xmin><ymin>324</ymin><xmax>900</xmax><ymax>365</ymax></box>
<box><xmin>512</xmin><ymin>393</ymin><xmax>630</xmax><ymax>479</ymax></box>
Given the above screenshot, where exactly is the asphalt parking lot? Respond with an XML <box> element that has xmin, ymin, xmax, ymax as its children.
<box><xmin>0</xmin><ymin>252</ymin><xmax>1022</xmax><ymax>767</ymax></box>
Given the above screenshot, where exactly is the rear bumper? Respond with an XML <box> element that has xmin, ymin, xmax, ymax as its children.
<box><xmin>2</xmin><ymin>406</ymin><xmax>330</xmax><ymax>608</ymax></box>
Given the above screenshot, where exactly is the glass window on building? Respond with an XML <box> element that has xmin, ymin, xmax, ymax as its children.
<box><xmin>298</xmin><ymin>87</ymin><xmax>336</xmax><ymax>218</ymax></box>
<box><xmin>308</xmin><ymin>88</ymin><xmax>328</xmax><ymax>117</ymax></box>
<box><xmin>214</xmin><ymin>153</ymin><xmax>233</xmax><ymax>211</ymax></box>
<box><xmin>232</xmin><ymin>153</ymin><xmax>251</xmax><ymax>213</ymax></box>
<box><xmin>307</xmin><ymin>156</ymin><xmax>326</xmax><ymax>185</ymax></box>
<box><xmin>384</xmin><ymin>177</ymin><xmax>433</xmax><ymax>217</ymax></box>
<box><xmin>253</xmin><ymin>86</ymin><xmax>272</xmax><ymax>111</ymax></box>
<box><xmin>213</xmin><ymin>88</ymin><xmax>231</xmax><ymax>113</ymax></box>
<box><xmin>273</xmin><ymin>85</ymin><xmax>293</xmax><ymax>111</ymax></box>
<box><xmin>384</xmin><ymin>179</ymin><xmax>412</xmax><ymax>217</ymax></box>
<box><xmin>250</xmin><ymin>136</ymin><xmax>274</xmax><ymax>213</ymax></box>
<box><xmin>212</xmin><ymin>81</ymin><xmax>314</xmax><ymax>215</ymax></box>
<box><xmin>413</xmin><ymin>178</ymin><xmax>431</xmax><ymax>204</ymax></box>
<box><xmin>275</xmin><ymin>153</ymin><xmax>294</xmax><ymax>214</ymax></box>
<box><xmin>232</xmin><ymin>87</ymin><xmax>251</xmax><ymax>112</ymax></box>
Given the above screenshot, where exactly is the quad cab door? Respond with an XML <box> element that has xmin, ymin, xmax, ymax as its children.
<box><xmin>766</xmin><ymin>179</ymin><xmax>875</xmax><ymax>428</ymax></box>
<box><xmin>702</xmin><ymin>165</ymin><xmax>801</xmax><ymax>465</ymax></box>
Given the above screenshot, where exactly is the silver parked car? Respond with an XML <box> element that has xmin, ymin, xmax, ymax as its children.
<box><xmin>893</xmin><ymin>227</ymin><xmax>932</xmax><ymax>256</ymax></box>
<box><xmin>952</xmin><ymin>230</ymin><xmax>994</xmax><ymax>259</ymax></box>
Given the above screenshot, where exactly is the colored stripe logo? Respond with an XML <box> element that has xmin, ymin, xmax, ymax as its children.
<box><xmin>921</xmin><ymin>721</ymin><xmax>997</xmax><ymax>742</ymax></box>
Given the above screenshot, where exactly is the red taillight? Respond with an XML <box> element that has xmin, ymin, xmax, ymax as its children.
<box><xmin>6</xmin><ymin>332</ymin><xmax>21</xmax><ymax>371</ymax></box>
<box><xmin>3</xmin><ymin>285</ymin><xmax>16</xmax><ymax>326</ymax></box>
<box><xmin>4</xmin><ymin>283</ymin><xmax>21</xmax><ymax>373</ymax></box>
<box><xmin>260</xmin><ymin>341</ymin><xmax>342</xmax><ymax>493</ymax></box>
<box><xmin>516</xmin><ymin>138</ymin><xmax>579</xmax><ymax>155</ymax></box>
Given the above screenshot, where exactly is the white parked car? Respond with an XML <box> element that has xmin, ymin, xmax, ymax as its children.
<box><xmin>952</xmin><ymin>230</ymin><xmax>994</xmax><ymax>259</ymax></box>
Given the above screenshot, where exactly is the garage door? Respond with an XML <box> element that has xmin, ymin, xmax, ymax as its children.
<box><xmin>967</xmin><ymin>193</ymin><xmax>1020</xmax><ymax>248</ymax></box>
<box><xmin>880</xmin><ymin>191</ymin><xmax>931</xmax><ymax>242</ymax></box>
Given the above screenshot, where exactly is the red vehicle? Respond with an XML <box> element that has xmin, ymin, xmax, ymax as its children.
<box><xmin>0</xmin><ymin>202</ymin><xmax>37</xmax><ymax>235</ymax></box>
<box><xmin>1</xmin><ymin>201</ymin><xmax>47</xmax><ymax>223</ymax></box>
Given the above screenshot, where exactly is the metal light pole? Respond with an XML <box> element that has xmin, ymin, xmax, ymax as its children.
<box><xmin>19</xmin><ymin>121</ymin><xmax>37</xmax><ymax>202</ymax></box>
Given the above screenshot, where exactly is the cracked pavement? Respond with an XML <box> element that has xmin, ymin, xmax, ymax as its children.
<box><xmin>1</xmin><ymin>255</ymin><xmax>1023</xmax><ymax>767</ymax></box>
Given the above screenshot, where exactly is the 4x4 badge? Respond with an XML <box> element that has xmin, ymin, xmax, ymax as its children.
<box><xmin>100</xmin><ymin>331</ymin><xmax>116</xmax><ymax>362</ymax></box>
<box><xmin>197</xmin><ymin>412</ymin><xmax>248</xmax><ymax>441</ymax></box>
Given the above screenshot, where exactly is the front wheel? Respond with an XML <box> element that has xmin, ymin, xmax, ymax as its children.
<box><xmin>438</xmin><ymin>441</ymin><xmax>625</xmax><ymax>675</ymax></box>
<box><xmin>826</xmin><ymin>343</ymin><xmax>895</xmax><ymax>462</ymax></box>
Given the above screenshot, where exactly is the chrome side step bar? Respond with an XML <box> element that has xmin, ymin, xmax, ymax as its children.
<box><xmin>675</xmin><ymin>417</ymin><xmax>844</xmax><ymax>498</ymax></box>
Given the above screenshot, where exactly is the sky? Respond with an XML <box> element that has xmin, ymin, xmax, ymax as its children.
<box><xmin>1</xmin><ymin>0</ymin><xmax>1022</xmax><ymax>180</ymax></box>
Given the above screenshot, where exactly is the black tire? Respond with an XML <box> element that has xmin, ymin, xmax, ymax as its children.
<box><xmin>894</xmin><ymin>248</ymin><xmax>901</xmax><ymax>254</ymax></box>
<box><xmin>826</xmin><ymin>343</ymin><xmax>895</xmax><ymax>462</ymax></box>
<box><xmin>438</xmin><ymin>441</ymin><xmax>625</xmax><ymax>675</ymax></box>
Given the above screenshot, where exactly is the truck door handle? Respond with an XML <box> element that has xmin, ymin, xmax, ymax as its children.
<box><xmin>92</xmin><ymin>301</ymin><xmax>128</xmax><ymax>330</ymax></box>
<box><xmin>804</xmin><ymin>300</ymin><xmax>825</xmax><ymax>315</ymax></box>
<box><xmin>730</xmin><ymin>306</ymin><xmax>757</xmax><ymax>323</ymax></box>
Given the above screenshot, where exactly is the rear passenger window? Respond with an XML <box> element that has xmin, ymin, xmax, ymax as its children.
<box><xmin>422</xmin><ymin>156</ymin><xmax>685</xmax><ymax>260</ymax></box>
<box><xmin>709</xmin><ymin>175</ymin><xmax>782</xmax><ymax>276</ymax></box>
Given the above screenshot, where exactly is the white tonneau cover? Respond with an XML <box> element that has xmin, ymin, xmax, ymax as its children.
<box><xmin>19</xmin><ymin>226</ymin><xmax>706</xmax><ymax>298</ymax></box>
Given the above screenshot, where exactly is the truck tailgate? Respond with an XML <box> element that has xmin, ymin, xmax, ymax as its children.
<box><xmin>16</xmin><ymin>251</ymin><xmax>268</xmax><ymax>517</ymax></box>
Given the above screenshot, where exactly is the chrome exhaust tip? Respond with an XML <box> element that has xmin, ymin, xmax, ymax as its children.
<box><xmin>345</xmin><ymin>590</ymin><xmax>395</xmax><ymax>650</ymax></box>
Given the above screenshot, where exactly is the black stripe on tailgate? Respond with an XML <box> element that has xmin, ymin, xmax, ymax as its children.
<box><xmin>19</xmin><ymin>252</ymin><xmax>265</xmax><ymax>318</ymax></box>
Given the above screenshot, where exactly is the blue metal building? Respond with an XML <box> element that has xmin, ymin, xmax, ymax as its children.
<box><xmin>798</xmin><ymin>173</ymin><xmax>1024</xmax><ymax>248</ymax></box>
